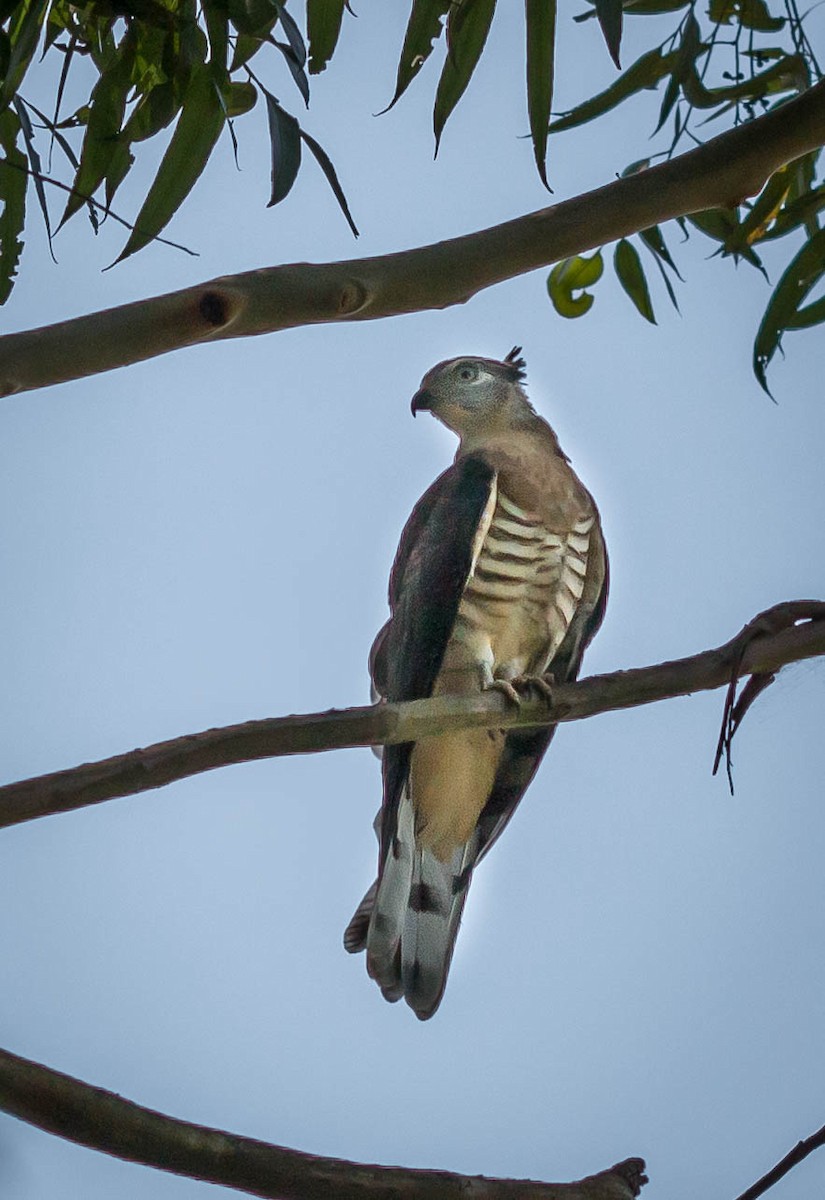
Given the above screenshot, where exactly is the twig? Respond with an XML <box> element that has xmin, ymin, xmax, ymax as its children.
<box><xmin>1</xmin><ymin>600</ymin><xmax>823</xmax><ymax>830</ymax></box>
<box><xmin>0</xmin><ymin>1045</ymin><xmax>647</xmax><ymax>1200</ymax></box>
<box><xmin>732</xmin><ymin>1120</ymin><xmax>825</xmax><ymax>1200</ymax></box>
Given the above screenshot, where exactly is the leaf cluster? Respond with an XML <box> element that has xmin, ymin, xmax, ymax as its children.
<box><xmin>0</xmin><ymin>0</ymin><xmax>355</xmax><ymax>297</ymax></box>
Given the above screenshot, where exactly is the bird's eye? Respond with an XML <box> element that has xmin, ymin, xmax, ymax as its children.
<box><xmin>457</xmin><ymin>363</ymin><xmax>478</xmax><ymax>382</ymax></box>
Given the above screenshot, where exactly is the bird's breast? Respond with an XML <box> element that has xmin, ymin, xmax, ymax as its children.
<box><xmin>455</xmin><ymin>488</ymin><xmax>593</xmax><ymax>674</ymax></box>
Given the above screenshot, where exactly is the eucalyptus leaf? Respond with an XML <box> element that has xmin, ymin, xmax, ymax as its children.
<box><xmin>753</xmin><ymin>226</ymin><xmax>825</xmax><ymax>395</ymax></box>
<box><xmin>0</xmin><ymin>108</ymin><xmax>26</xmax><ymax>303</ymax></box>
<box><xmin>306</xmin><ymin>0</ymin><xmax>345</xmax><ymax>74</ymax></box>
<box><xmin>264</xmin><ymin>89</ymin><xmax>302</xmax><ymax>206</ymax></box>
<box><xmin>547</xmin><ymin>252</ymin><xmax>604</xmax><ymax>317</ymax></box>
<box><xmin>594</xmin><ymin>0</ymin><xmax>622</xmax><ymax>66</ymax></box>
<box><xmin>383</xmin><ymin>0</ymin><xmax>451</xmax><ymax>111</ymax></box>
<box><xmin>115</xmin><ymin>65</ymin><xmax>225</xmax><ymax>262</ymax></box>
<box><xmin>525</xmin><ymin>0</ymin><xmax>556</xmax><ymax>189</ymax></box>
<box><xmin>433</xmin><ymin>0</ymin><xmax>496</xmax><ymax>154</ymax></box>
<box><xmin>614</xmin><ymin>238</ymin><xmax>656</xmax><ymax>323</ymax></box>
<box><xmin>551</xmin><ymin>45</ymin><xmax>678</xmax><ymax>134</ymax></box>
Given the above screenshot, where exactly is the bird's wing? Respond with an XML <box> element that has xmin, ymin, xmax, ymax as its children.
<box><xmin>369</xmin><ymin>454</ymin><xmax>497</xmax><ymax>860</ymax></box>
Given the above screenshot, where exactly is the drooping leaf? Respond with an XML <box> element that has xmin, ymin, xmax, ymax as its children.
<box><xmin>264</xmin><ymin>89</ymin><xmax>301</xmax><ymax>205</ymax></box>
<box><xmin>433</xmin><ymin>0</ymin><xmax>496</xmax><ymax>154</ymax></box>
<box><xmin>752</xmin><ymin>226</ymin><xmax>825</xmax><ymax>395</ymax></box>
<box><xmin>681</xmin><ymin>52</ymin><xmax>805</xmax><ymax>109</ymax></box>
<box><xmin>123</xmin><ymin>82</ymin><xmax>180</xmax><ymax>143</ymax></box>
<box><xmin>273</xmin><ymin>37</ymin><xmax>311</xmax><ymax>105</ymax></box>
<box><xmin>547</xmin><ymin>251</ymin><xmax>603</xmax><ymax>317</ymax></box>
<box><xmin>0</xmin><ymin>108</ymin><xmax>26</xmax><ymax>303</ymax></box>
<box><xmin>59</xmin><ymin>31</ymin><xmax>136</xmax><ymax>227</ymax></box>
<box><xmin>642</xmin><ymin>241</ymin><xmax>681</xmax><ymax>312</ymax></box>
<box><xmin>638</xmin><ymin>224</ymin><xmax>683</xmax><ymax>279</ymax></box>
<box><xmin>525</xmin><ymin>0</ymin><xmax>556</xmax><ymax>190</ymax></box>
<box><xmin>593</xmin><ymin>0</ymin><xmax>622</xmax><ymax>67</ymax></box>
<box><xmin>760</xmin><ymin>182</ymin><xmax>825</xmax><ymax>243</ymax></box>
<box><xmin>115</xmin><ymin>65</ymin><xmax>226</xmax><ymax>262</ymax></box>
<box><xmin>383</xmin><ymin>0</ymin><xmax>451</xmax><ymax>111</ymax></box>
<box><xmin>306</xmin><ymin>0</ymin><xmax>345</xmax><ymax>74</ymax></box>
<box><xmin>224</xmin><ymin>79</ymin><xmax>258</xmax><ymax>117</ymax></box>
<box><xmin>614</xmin><ymin>237</ymin><xmax>656</xmax><ymax>323</ymax></box>
<box><xmin>12</xmin><ymin>98</ymin><xmax>55</xmax><ymax>260</ymax></box>
<box><xmin>708</xmin><ymin>0</ymin><xmax>784</xmax><ymax>30</ymax></box>
<box><xmin>685</xmin><ymin>208</ymin><xmax>740</xmax><ymax>243</ymax></box>
<box><xmin>275</xmin><ymin>2</ymin><xmax>306</xmax><ymax>66</ymax></box>
<box><xmin>735</xmin><ymin>165</ymin><xmax>793</xmax><ymax>247</ymax></box>
<box><xmin>299</xmin><ymin>126</ymin><xmax>359</xmax><ymax>236</ymax></box>
<box><xmin>1</xmin><ymin>0</ymin><xmax>49</xmax><ymax>111</ymax></box>
<box><xmin>550</xmin><ymin>45</ymin><xmax>677</xmax><ymax>134</ymax></box>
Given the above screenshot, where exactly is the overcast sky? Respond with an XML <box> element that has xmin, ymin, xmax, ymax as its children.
<box><xmin>1</xmin><ymin>6</ymin><xmax>824</xmax><ymax>1200</ymax></box>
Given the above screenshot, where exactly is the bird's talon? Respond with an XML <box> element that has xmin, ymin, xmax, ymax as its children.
<box><xmin>485</xmin><ymin>679</ymin><xmax>523</xmax><ymax>707</ymax></box>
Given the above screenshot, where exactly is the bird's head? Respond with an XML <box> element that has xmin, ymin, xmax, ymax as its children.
<box><xmin>410</xmin><ymin>347</ymin><xmax>533</xmax><ymax>441</ymax></box>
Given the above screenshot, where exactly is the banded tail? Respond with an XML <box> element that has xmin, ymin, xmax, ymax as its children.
<box><xmin>344</xmin><ymin>790</ymin><xmax>477</xmax><ymax>1020</ymax></box>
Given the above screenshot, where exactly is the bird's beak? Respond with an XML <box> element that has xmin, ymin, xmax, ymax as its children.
<box><xmin>410</xmin><ymin>388</ymin><xmax>436</xmax><ymax>417</ymax></box>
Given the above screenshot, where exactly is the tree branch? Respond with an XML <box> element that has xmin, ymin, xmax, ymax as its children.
<box><xmin>1</xmin><ymin>601</ymin><xmax>823</xmax><ymax>830</ymax></box>
<box><xmin>0</xmin><ymin>1045</ymin><xmax>647</xmax><ymax>1200</ymax></box>
<box><xmin>733</xmin><ymin>1121</ymin><xmax>825</xmax><ymax>1200</ymax></box>
<box><xmin>2</xmin><ymin>81</ymin><xmax>825</xmax><ymax>396</ymax></box>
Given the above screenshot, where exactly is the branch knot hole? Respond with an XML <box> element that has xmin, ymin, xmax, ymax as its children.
<box><xmin>338</xmin><ymin>279</ymin><xmax>368</xmax><ymax>316</ymax></box>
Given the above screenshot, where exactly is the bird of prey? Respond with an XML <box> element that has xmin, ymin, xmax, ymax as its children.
<box><xmin>344</xmin><ymin>348</ymin><xmax>608</xmax><ymax>1020</ymax></box>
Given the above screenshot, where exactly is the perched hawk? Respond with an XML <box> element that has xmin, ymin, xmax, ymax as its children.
<box><xmin>345</xmin><ymin>349</ymin><xmax>608</xmax><ymax>1019</ymax></box>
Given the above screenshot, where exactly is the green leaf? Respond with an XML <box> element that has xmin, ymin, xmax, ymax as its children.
<box><xmin>594</xmin><ymin>0</ymin><xmax>622</xmax><ymax>67</ymax></box>
<box><xmin>547</xmin><ymin>251</ymin><xmax>603</xmax><ymax>317</ymax></box>
<box><xmin>784</xmin><ymin>293</ymin><xmax>825</xmax><ymax>331</ymax></box>
<box><xmin>306</xmin><ymin>0</ymin><xmax>345</xmax><ymax>74</ymax></box>
<box><xmin>638</xmin><ymin>224</ymin><xmax>683</xmax><ymax>278</ymax></box>
<box><xmin>525</xmin><ymin>0</ymin><xmax>556</xmax><ymax>190</ymax></box>
<box><xmin>12</xmin><ymin>98</ymin><xmax>54</xmax><ymax>261</ymax></box>
<box><xmin>224</xmin><ymin>79</ymin><xmax>257</xmax><ymax>116</ymax></box>
<box><xmin>115</xmin><ymin>65</ymin><xmax>226</xmax><ymax>262</ymax></box>
<box><xmin>708</xmin><ymin>0</ymin><xmax>784</xmax><ymax>30</ymax></box>
<box><xmin>614</xmin><ymin>238</ymin><xmax>656</xmax><ymax>323</ymax></box>
<box><xmin>230</xmin><ymin>32</ymin><xmax>264</xmax><ymax>70</ymax></box>
<box><xmin>264</xmin><ymin>89</ymin><xmax>301</xmax><ymax>205</ymax></box>
<box><xmin>60</xmin><ymin>32</ymin><xmax>136</xmax><ymax>227</ymax></box>
<box><xmin>681</xmin><ymin>52</ymin><xmax>805</xmax><ymax>110</ymax></box>
<box><xmin>124</xmin><ymin>82</ymin><xmax>180</xmax><ymax>144</ymax></box>
<box><xmin>0</xmin><ymin>108</ymin><xmax>26</xmax><ymax>304</ymax></box>
<box><xmin>299</xmin><ymin>126</ymin><xmax>359</xmax><ymax>237</ymax></box>
<box><xmin>1</xmin><ymin>0</ymin><xmax>49</xmax><ymax>112</ymax></box>
<box><xmin>433</xmin><ymin>0</ymin><xmax>496</xmax><ymax>154</ymax></box>
<box><xmin>550</xmin><ymin>45</ymin><xmax>677</xmax><ymax>133</ymax></box>
<box><xmin>760</xmin><ymin>182</ymin><xmax>825</xmax><ymax>243</ymax></box>
<box><xmin>383</xmin><ymin>0</ymin><xmax>451</xmax><ymax>111</ymax></box>
<box><xmin>753</xmin><ymin>226</ymin><xmax>825</xmax><ymax>395</ymax></box>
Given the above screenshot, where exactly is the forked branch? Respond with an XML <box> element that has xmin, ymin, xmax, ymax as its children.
<box><xmin>1</xmin><ymin>80</ymin><xmax>825</xmax><ymax>396</ymax></box>
<box><xmin>1</xmin><ymin>600</ymin><xmax>822</xmax><ymax>830</ymax></box>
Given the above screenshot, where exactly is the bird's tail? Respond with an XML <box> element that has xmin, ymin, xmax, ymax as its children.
<box><xmin>343</xmin><ymin>789</ymin><xmax>476</xmax><ymax>1020</ymax></box>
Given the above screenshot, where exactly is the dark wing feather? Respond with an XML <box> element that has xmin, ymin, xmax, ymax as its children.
<box><xmin>473</xmin><ymin>525</ymin><xmax>610</xmax><ymax>864</ymax></box>
<box><xmin>370</xmin><ymin>455</ymin><xmax>496</xmax><ymax>859</ymax></box>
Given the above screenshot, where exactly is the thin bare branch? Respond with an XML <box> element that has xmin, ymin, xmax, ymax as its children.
<box><xmin>1</xmin><ymin>80</ymin><xmax>825</xmax><ymax>396</ymax></box>
<box><xmin>733</xmin><ymin>1121</ymin><xmax>825</xmax><ymax>1200</ymax></box>
<box><xmin>0</xmin><ymin>1045</ymin><xmax>647</xmax><ymax>1200</ymax></box>
<box><xmin>1</xmin><ymin>601</ymin><xmax>823</xmax><ymax>830</ymax></box>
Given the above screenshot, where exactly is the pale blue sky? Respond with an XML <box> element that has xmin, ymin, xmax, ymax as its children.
<box><xmin>1</xmin><ymin>6</ymin><xmax>824</xmax><ymax>1199</ymax></box>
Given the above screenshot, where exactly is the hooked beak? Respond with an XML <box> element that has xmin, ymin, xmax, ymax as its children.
<box><xmin>410</xmin><ymin>388</ymin><xmax>436</xmax><ymax>417</ymax></box>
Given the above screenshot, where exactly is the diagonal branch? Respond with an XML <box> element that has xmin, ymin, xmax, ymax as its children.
<box><xmin>1</xmin><ymin>601</ymin><xmax>823</xmax><ymax>831</ymax></box>
<box><xmin>0</xmin><ymin>1045</ymin><xmax>647</xmax><ymax>1200</ymax></box>
<box><xmin>733</xmin><ymin>1120</ymin><xmax>825</xmax><ymax>1200</ymax></box>
<box><xmin>1</xmin><ymin>80</ymin><xmax>825</xmax><ymax>397</ymax></box>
